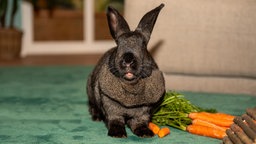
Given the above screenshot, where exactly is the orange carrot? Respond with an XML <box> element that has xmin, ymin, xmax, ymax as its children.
<box><xmin>148</xmin><ymin>122</ymin><xmax>160</xmax><ymax>135</ymax></box>
<box><xmin>192</xmin><ymin>119</ymin><xmax>229</xmax><ymax>131</ymax></box>
<box><xmin>158</xmin><ymin>127</ymin><xmax>170</xmax><ymax>138</ymax></box>
<box><xmin>200</xmin><ymin>112</ymin><xmax>235</xmax><ymax>121</ymax></box>
<box><xmin>186</xmin><ymin>124</ymin><xmax>227</xmax><ymax>139</ymax></box>
<box><xmin>189</xmin><ymin>112</ymin><xmax>234</xmax><ymax>127</ymax></box>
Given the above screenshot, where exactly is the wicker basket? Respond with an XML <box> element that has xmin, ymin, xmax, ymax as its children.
<box><xmin>0</xmin><ymin>28</ymin><xmax>23</xmax><ymax>60</ymax></box>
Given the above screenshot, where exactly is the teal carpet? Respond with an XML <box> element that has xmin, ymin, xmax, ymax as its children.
<box><xmin>0</xmin><ymin>66</ymin><xmax>255</xmax><ymax>144</ymax></box>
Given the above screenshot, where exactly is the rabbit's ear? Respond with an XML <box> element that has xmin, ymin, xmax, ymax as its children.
<box><xmin>107</xmin><ymin>6</ymin><xmax>130</xmax><ymax>41</ymax></box>
<box><xmin>135</xmin><ymin>4</ymin><xmax>164</xmax><ymax>43</ymax></box>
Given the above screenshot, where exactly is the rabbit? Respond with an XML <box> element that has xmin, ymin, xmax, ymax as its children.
<box><xmin>86</xmin><ymin>3</ymin><xmax>165</xmax><ymax>138</ymax></box>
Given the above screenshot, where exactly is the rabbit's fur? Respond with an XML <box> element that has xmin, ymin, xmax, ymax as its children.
<box><xmin>87</xmin><ymin>4</ymin><xmax>165</xmax><ymax>138</ymax></box>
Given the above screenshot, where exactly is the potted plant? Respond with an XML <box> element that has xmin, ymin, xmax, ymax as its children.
<box><xmin>0</xmin><ymin>0</ymin><xmax>22</xmax><ymax>59</ymax></box>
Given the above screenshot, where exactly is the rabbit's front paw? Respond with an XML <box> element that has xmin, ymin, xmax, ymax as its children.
<box><xmin>108</xmin><ymin>121</ymin><xmax>127</xmax><ymax>138</ymax></box>
<box><xmin>133</xmin><ymin>125</ymin><xmax>154</xmax><ymax>138</ymax></box>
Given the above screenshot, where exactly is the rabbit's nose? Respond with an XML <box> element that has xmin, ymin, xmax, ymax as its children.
<box><xmin>123</xmin><ymin>52</ymin><xmax>135</xmax><ymax>64</ymax></box>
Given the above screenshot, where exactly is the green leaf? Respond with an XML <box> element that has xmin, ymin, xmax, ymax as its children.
<box><xmin>152</xmin><ymin>91</ymin><xmax>217</xmax><ymax>131</ymax></box>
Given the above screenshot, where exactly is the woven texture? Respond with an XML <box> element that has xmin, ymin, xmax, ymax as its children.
<box><xmin>0</xmin><ymin>29</ymin><xmax>22</xmax><ymax>59</ymax></box>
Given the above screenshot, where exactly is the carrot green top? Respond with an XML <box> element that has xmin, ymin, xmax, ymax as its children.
<box><xmin>152</xmin><ymin>91</ymin><xmax>217</xmax><ymax>131</ymax></box>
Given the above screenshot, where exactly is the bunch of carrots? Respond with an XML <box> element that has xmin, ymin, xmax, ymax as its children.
<box><xmin>187</xmin><ymin>112</ymin><xmax>234</xmax><ymax>139</ymax></box>
<box><xmin>150</xmin><ymin>91</ymin><xmax>235</xmax><ymax>139</ymax></box>
<box><xmin>150</xmin><ymin>112</ymin><xmax>234</xmax><ymax>139</ymax></box>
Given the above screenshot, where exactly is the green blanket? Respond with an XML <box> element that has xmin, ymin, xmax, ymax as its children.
<box><xmin>0</xmin><ymin>66</ymin><xmax>255</xmax><ymax>144</ymax></box>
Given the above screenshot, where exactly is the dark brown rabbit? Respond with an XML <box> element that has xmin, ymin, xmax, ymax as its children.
<box><xmin>86</xmin><ymin>4</ymin><xmax>165</xmax><ymax>138</ymax></box>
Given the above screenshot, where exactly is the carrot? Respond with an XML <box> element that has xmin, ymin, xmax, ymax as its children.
<box><xmin>189</xmin><ymin>112</ymin><xmax>234</xmax><ymax>127</ymax></box>
<box><xmin>186</xmin><ymin>124</ymin><xmax>227</xmax><ymax>139</ymax></box>
<box><xmin>200</xmin><ymin>112</ymin><xmax>235</xmax><ymax>121</ymax></box>
<box><xmin>158</xmin><ymin>127</ymin><xmax>170</xmax><ymax>138</ymax></box>
<box><xmin>192</xmin><ymin>119</ymin><xmax>229</xmax><ymax>131</ymax></box>
<box><xmin>148</xmin><ymin>122</ymin><xmax>160</xmax><ymax>135</ymax></box>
